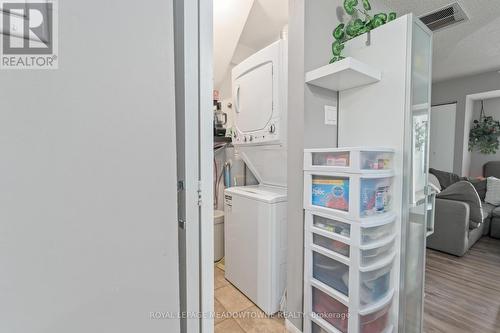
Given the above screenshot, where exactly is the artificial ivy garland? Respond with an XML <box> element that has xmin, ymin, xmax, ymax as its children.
<box><xmin>469</xmin><ymin>100</ymin><xmax>500</xmax><ymax>154</ymax></box>
<box><xmin>331</xmin><ymin>0</ymin><xmax>397</xmax><ymax>63</ymax></box>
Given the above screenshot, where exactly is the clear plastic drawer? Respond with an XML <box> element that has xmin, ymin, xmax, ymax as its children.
<box><xmin>313</xmin><ymin>234</ymin><xmax>350</xmax><ymax>258</ymax></box>
<box><xmin>311</xmin><ymin>175</ymin><xmax>350</xmax><ymax>213</ymax></box>
<box><xmin>360</xmin><ymin>240</ymin><xmax>394</xmax><ymax>267</ymax></box>
<box><xmin>360</xmin><ymin>177</ymin><xmax>393</xmax><ymax>217</ymax></box>
<box><xmin>312</xmin><ymin>213</ymin><xmax>351</xmax><ymax>238</ymax></box>
<box><xmin>312</xmin><ymin>286</ymin><xmax>349</xmax><ymax>333</ymax></box>
<box><xmin>305</xmin><ymin>172</ymin><xmax>394</xmax><ymax>220</ymax></box>
<box><xmin>311</xmin><ymin>151</ymin><xmax>350</xmax><ymax>168</ymax></box>
<box><xmin>359</xmin><ymin>300</ymin><xmax>392</xmax><ymax>333</ymax></box>
<box><xmin>360</xmin><ymin>150</ymin><xmax>393</xmax><ymax>171</ymax></box>
<box><xmin>313</xmin><ymin>252</ymin><xmax>349</xmax><ymax>296</ymax></box>
<box><xmin>361</xmin><ymin>219</ymin><xmax>395</xmax><ymax>246</ymax></box>
<box><xmin>360</xmin><ymin>262</ymin><xmax>393</xmax><ymax>306</ymax></box>
<box><xmin>304</xmin><ymin>148</ymin><xmax>394</xmax><ymax>173</ymax></box>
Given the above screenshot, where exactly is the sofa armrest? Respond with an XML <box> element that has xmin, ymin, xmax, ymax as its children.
<box><xmin>426</xmin><ymin>198</ymin><xmax>470</xmax><ymax>256</ymax></box>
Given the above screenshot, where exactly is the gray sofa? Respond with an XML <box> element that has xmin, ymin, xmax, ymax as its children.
<box><xmin>485</xmin><ymin>162</ymin><xmax>500</xmax><ymax>239</ymax></box>
<box><xmin>426</xmin><ymin>166</ymin><xmax>497</xmax><ymax>257</ymax></box>
<box><xmin>427</xmin><ymin>196</ymin><xmax>492</xmax><ymax>256</ymax></box>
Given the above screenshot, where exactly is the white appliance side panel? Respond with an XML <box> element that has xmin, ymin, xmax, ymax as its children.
<box><xmin>276</xmin><ymin>201</ymin><xmax>288</xmax><ymax>313</ymax></box>
<box><xmin>234</xmin><ymin>62</ymin><xmax>274</xmax><ymax>133</ymax></box>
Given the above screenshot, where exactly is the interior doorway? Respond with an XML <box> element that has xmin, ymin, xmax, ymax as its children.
<box><xmin>429</xmin><ymin>103</ymin><xmax>456</xmax><ymax>172</ymax></box>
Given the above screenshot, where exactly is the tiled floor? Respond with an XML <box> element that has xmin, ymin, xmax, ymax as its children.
<box><xmin>214</xmin><ymin>266</ymin><xmax>287</xmax><ymax>333</ymax></box>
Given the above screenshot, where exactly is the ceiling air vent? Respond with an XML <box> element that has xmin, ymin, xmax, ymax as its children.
<box><xmin>419</xmin><ymin>2</ymin><xmax>469</xmax><ymax>32</ymax></box>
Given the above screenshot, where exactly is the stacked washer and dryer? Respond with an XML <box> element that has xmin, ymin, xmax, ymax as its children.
<box><xmin>223</xmin><ymin>39</ymin><xmax>288</xmax><ymax>315</ymax></box>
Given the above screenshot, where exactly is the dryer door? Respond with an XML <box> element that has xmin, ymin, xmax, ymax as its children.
<box><xmin>234</xmin><ymin>61</ymin><xmax>274</xmax><ymax>134</ymax></box>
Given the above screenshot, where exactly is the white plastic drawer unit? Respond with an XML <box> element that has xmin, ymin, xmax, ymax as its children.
<box><xmin>360</xmin><ymin>215</ymin><xmax>396</xmax><ymax>246</ymax></box>
<box><xmin>304</xmin><ymin>147</ymin><xmax>394</xmax><ymax>173</ymax></box>
<box><xmin>313</xmin><ymin>233</ymin><xmax>350</xmax><ymax>258</ymax></box>
<box><xmin>310</xmin><ymin>212</ymin><xmax>351</xmax><ymax>238</ymax></box>
<box><xmin>312</xmin><ymin>251</ymin><xmax>349</xmax><ymax>296</ymax></box>
<box><xmin>360</xmin><ymin>239</ymin><xmax>395</xmax><ymax>268</ymax></box>
<box><xmin>304</xmin><ymin>172</ymin><xmax>394</xmax><ymax>220</ymax></box>
<box><xmin>311</xmin><ymin>286</ymin><xmax>349</xmax><ymax>333</ymax></box>
<box><xmin>359</xmin><ymin>259</ymin><xmax>394</xmax><ymax>307</ymax></box>
<box><xmin>359</xmin><ymin>298</ymin><xmax>393</xmax><ymax>333</ymax></box>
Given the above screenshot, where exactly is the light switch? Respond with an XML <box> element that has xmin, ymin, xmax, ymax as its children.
<box><xmin>324</xmin><ymin>105</ymin><xmax>337</xmax><ymax>125</ymax></box>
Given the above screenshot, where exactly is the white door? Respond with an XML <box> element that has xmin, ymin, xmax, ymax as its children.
<box><xmin>0</xmin><ymin>1</ymin><xmax>180</xmax><ymax>332</ymax></box>
<box><xmin>429</xmin><ymin>103</ymin><xmax>456</xmax><ymax>172</ymax></box>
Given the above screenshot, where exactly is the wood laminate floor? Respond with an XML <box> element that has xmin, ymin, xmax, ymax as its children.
<box><xmin>424</xmin><ymin>237</ymin><xmax>500</xmax><ymax>333</ymax></box>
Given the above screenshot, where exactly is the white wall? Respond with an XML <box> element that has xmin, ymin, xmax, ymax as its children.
<box><xmin>0</xmin><ymin>1</ymin><xmax>180</xmax><ymax>332</ymax></box>
<box><xmin>469</xmin><ymin>97</ymin><xmax>500</xmax><ymax>177</ymax></box>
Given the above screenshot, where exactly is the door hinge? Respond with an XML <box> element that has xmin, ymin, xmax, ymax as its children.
<box><xmin>197</xmin><ymin>180</ymin><xmax>202</xmax><ymax>206</ymax></box>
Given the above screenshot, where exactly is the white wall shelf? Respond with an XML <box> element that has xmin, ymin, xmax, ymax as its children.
<box><xmin>305</xmin><ymin>57</ymin><xmax>382</xmax><ymax>92</ymax></box>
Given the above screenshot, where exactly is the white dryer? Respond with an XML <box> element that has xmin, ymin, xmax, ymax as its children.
<box><xmin>224</xmin><ymin>39</ymin><xmax>288</xmax><ymax>315</ymax></box>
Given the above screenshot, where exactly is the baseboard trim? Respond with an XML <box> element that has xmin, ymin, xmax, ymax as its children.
<box><xmin>285</xmin><ymin>319</ymin><xmax>303</xmax><ymax>333</ymax></box>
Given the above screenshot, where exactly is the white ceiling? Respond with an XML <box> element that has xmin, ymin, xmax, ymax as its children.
<box><xmin>213</xmin><ymin>0</ymin><xmax>254</xmax><ymax>88</ymax></box>
<box><xmin>383</xmin><ymin>0</ymin><xmax>500</xmax><ymax>82</ymax></box>
<box><xmin>213</xmin><ymin>0</ymin><xmax>288</xmax><ymax>90</ymax></box>
<box><xmin>238</xmin><ymin>0</ymin><xmax>288</xmax><ymax>52</ymax></box>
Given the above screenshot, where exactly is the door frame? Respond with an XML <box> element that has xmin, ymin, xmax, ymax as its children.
<box><xmin>462</xmin><ymin>89</ymin><xmax>500</xmax><ymax>176</ymax></box>
<box><xmin>174</xmin><ymin>0</ymin><xmax>214</xmax><ymax>332</ymax></box>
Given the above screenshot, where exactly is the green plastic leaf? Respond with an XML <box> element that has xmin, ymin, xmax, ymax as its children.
<box><xmin>329</xmin><ymin>57</ymin><xmax>338</xmax><ymax>64</ymax></box>
<box><xmin>375</xmin><ymin>13</ymin><xmax>387</xmax><ymax>21</ymax></box>
<box><xmin>388</xmin><ymin>12</ymin><xmax>397</xmax><ymax>21</ymax></box>
<box><xmin>344</xmin><ymin>0</ymin><xmax>358</xmax><ymax>15</ymax></box>
<box><xmin>346</xmin><ymin>21</ymin><xmax>356</xmax><ymax>37</ymax></box>
<box><xmin>362</xmin><ymin>0</ymin><xmax>371</xmax><ymax>11</ymax></box>
<box><xmin>371</xmin><ymin>13</ymin><xmax>387</xmax><ymax>28</ymax></box>
<box><xmin>332</xmin><ymin>40</ymin><xmax>344</xmax><ymax>56</ymax></box>
<box><xmin>333</xmin><ymin>24</ymin><xmax>346</xmax><ymax>40</ymax></box>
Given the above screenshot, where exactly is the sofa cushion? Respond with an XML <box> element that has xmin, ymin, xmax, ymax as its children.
<box><xmin>486</xmin><ymin>176</ymin><xmax>500</xmax><ymax>205</ymax></box>
<box><xmin>437</xmin><ymin>181</ymin><xmax>483</xmax><ymax>229</ymax></box>
<box><xmin>482</xmin><ymin>202</ymin><xmax>495</xmax><ymax>219</ymax></box>
<box><xmin>491</xmin><ymin>206</ymin><xmax>500</xmax><ymax>217</ymax></box>
<box><xmin>470</xmin><ymin>178</ymin><xmax>487</xmax><ymax>201</ymax></box>
<box><xmin>429</xmin><ymin>168</ymin><xmax>466</xmax><ymax>189</ymax></box>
